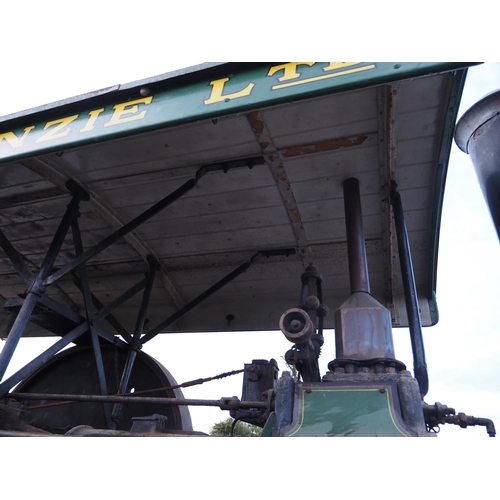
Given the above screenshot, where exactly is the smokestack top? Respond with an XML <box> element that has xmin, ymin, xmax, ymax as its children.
<box><xmin>455</xmin><ymin>89</ymin><xmax>500</xmax><ymax>153</ymax></box>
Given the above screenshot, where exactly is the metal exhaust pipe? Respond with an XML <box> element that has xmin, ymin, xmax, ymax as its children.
<box><xmin>334</xmin><ymin>179</ymin><xmax>395</xmax><ymax>361</ymax></box>
<box><xmin>343</xmin><ymin>178</ymin><xmax>371</xmax><ymax>294</ymax></box>
<box><xmin>455</xmin><ymin>89</ymin><xmax>500</xmax><ymax>240</ymax></box>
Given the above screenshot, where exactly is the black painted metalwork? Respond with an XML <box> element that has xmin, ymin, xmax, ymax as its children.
<box><xmin>140</xmin><ymin>248</ymin><xmax>295</xmax><ymax>344</ymax></box>
<box><xmin>0</xmin><ymin>184</ymin><xmax>86</xmax><ymax>380</ymax></box>
<box><xmin>72</xmin><ymin>275</ymin><xmax>133</xmax><ymax>345</ymax></box>
<box><xmin>0</xmin><ymin>291</ymin><xmax>128</xmax><ymax>396</ymax></box>
<box><xmin>91</xmin><ymin>277</ymin><xmax>147</xmax><ymax>329</ymax></box>
<box><xmin>391</xmin><ymin>182</ymin><xmax>429</xmax><ymax>397</ymax></box>
<box><xmin>7</xmin><ymin>346</ymin><xmax>194</xmax><ymax>433</ymax></box>
<box><xmin>72</xmin><ymin>216</ymin><xmax>113</xmax><ymax>428</ymax></box>
<box><xmin>0</xmin><ymin>156</ymin><xmax>270</xmax><ymax>410</ymax></box>
<box><xmin>0</xmin><ymin>322</ymin><xmax>89</xmax><ymax>397</ymax></box>
<box><xmin>230</xmin><ymin>359</ymin><xmax>279</xmax><ymax>427</ymax></box>
<box><xmin>112</xmin><ymin>257</ymin><xmax>158</xmax><ymax>425</ymax></box>
<box><xmin>0</xmin><ymin>228</ymin><xmax>34</xmax><ymax>285</ymax></box>
<box><xmin>44</xmin><ymin>156</ymin><xmax>265</xmax><ymax>287</ymax></box>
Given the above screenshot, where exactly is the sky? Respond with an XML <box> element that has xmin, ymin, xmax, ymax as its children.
<box><xmin>1</xmin><ymin>3</ymin><xmax>499</xmax><ymax>436</ymax></box>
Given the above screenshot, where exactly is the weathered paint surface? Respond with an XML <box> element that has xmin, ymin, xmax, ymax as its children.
<box><xmin>0</xmin><ymin>62</ymin><xmax>471</xmax><ymax>164</ymax></box>
<box><xmin>285</xmin><ymin>384</ymin><xmax>414</xmax><ymax>437</ymax></box>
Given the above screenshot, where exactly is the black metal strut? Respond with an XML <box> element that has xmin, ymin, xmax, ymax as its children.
<box><xmin>44</xmin><ymin>156</ymin><xmax>264</xmax><ymax>287</ymax></box>
<box><xmin>111</xmin><ymin>256</ymin><xmax>159</xmax><ymax>426</ymax></box>
<box><xmin>140</xmin><ymin>248</ymin><xmax>296</xmax><ymax>344</ymax></box>
<box><xmin>0</xmin><ymin>181</ymin><xmax>87</xmax><ymax>380</ymax></box>
<box><xmin>72</xmin><ymin>215</ymin><xmax>113</xmax><ymax>428</ymax></box>
<box><xmin>0</xmin><ymin>157</ymin><xmax>280</xmax><ymax>402</ymax></box>
<box><xmin>391</xmin><ymin>182</ymin><xmax>429</xmax><ymax>396</ymax></box>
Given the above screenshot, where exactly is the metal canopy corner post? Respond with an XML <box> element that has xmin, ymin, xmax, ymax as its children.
<box><xmin>0</xmin><ymin>183</ymin><xmax>87</xmax><ymax>381</ymax></box>
<box><xmin>391</xmin><ymin>182</ymin><xmax>428</xmax><ymax>397</ymax></box>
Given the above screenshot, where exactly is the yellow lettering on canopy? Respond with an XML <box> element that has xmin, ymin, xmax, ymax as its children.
<box><xmin>267</xmin><ymin>63</ymin><xmax>315</xmax><ymax>82</ymax></box>
<box><xmin>271</xmin><ymin>64</ymin><xmax>376</xmax><ymax>90</ymax></box>
<box><xmin>80</xmin><ymin>108</ymin><xmax>105</xmax><ymax>133</ymax></box>
<box><xmin>323</xmin><ymin>62</ymin><xmax>360</xmax><ymax>72</ymax></box>
<box><xmin>104</xmin><ymin>97</ymin><xmax>153</xmax><ymax>127</ymax></box>
<box><xmin>204</xmin><ymin>78</ymin><xmax>255</xmax><ymax>105</ymax></box>
<box><xmin>36</xmin><ymin>115</ymin><xmax>79</xmax><ymax>143</ymax></box>
<box><xmin>0</xmin><ymin>126</ymin><xmax>35</xmax><ymax>149</ymax></box>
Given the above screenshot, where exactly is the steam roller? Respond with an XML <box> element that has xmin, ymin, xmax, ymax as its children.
<box><xmin>0</xmin><ymin>62</ymin><xmax>497</xmax><ymax>436</ymax></box>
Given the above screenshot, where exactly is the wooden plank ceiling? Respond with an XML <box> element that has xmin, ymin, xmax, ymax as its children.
<box><xmin>0</xmin><ymin>71</ymin><xmax>453</xmax><ymax>337</ymax></box>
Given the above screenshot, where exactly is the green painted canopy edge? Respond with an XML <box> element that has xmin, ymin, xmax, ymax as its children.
<box><xmin>0</xmin><ymin>62</ymin><xmax>478</xmax><ymax>166</ymax></box>
<box><xmin>427</xmin><ymin>67</ymin><xmax>470</xmax><ymax>325</ymax></box>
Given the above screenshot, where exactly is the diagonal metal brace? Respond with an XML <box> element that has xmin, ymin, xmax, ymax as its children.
<box><xmin>0</xmin><ymin>229</ymin><xmax>34</xmax><ymax>285</ymax></box>
<box><xmin>0</xmin><ymin>183</ymin><xmax>87</xmax><ymax>381</ymax></box>
<box><xmin>140</xmin><ymin>248</ymin><xmax>296</xmax><ymax>344</ymax></box>
<box><xmin>391</xmin><ymin>181</ymin><xmax>429</xmax><ymax>397</ymax></box>
<box><xmin>72</xmin><ymin>275</ymin><xmax>134</xmax><ymax>345</ymax></box>
<box><xmin>44</xmin><ymin>156</ymin><xmax>264</xmax><ymax>287</ymax></box>
<box><xmin>71</xmin><ymin>215</ymin><xmax>113</xmax><ymax>428</ymax></box>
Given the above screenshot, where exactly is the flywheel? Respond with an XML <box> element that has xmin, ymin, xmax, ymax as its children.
<box><xmin>13</xmin><ymin>345</ymin><xmax>192</xmax><ymax>435</ymax></box>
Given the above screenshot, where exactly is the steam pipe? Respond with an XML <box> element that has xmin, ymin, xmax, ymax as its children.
<box><xmin>343</xmin><ymin>178</ymin><xmax>370</xmax><ymax>293</ymax></box>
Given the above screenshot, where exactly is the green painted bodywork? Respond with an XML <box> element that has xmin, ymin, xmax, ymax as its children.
<box><xmin>0</xmin><ymin>62</ymin><xmax>474</xmax><ymax>165</ymax></box>
<box><xmin>260</xmin><ymin>412</ymin><xmax>275</xmax><ymax>437</ymax></box>
<box><xmin>284</xmin><ymin>384</ymin><xmax>414</xmax><ymax>437</ymax></box>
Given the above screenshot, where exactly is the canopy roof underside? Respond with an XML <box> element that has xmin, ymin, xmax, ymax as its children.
<box><xmin>0</xmin><ymin>64</ymin><xmax>466</xmax><ymax>337</ymax></box>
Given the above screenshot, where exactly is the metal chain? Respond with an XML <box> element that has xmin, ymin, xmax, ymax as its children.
<box><xmin>129</xmin><ymin>368</ymin><xmax>245</xmax><ymax>396</ymax></box>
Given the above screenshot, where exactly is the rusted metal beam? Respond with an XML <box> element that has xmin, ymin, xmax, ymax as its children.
<box><xmin>281</xmin><ymin>134</ymin><xmax>372</xmax><ymax>157</ymax></box>
<box><xmin>246</xmin><ymin>110</ymin><xmax>311</xmax><ymax>266</ymax></box>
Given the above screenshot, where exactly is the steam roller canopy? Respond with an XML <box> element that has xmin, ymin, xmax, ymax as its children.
<box><xmin>13</xmin><ymin>346</ymin><xmax>193</xmax><ymax>435</ymax></box>
<box><xmin>0</xmin><ymin>62</ymin><xmax>489</xmax><ymax>437</ymax></box>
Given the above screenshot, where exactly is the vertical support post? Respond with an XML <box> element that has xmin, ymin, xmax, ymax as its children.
<box><xmin>391</xmin><ymin>182</ymin><xmax>429</xmax><ymax>396</ymax></box>
<box><xmin>71</xmin><ymin>216</ymin><xmax>113</xmax><ymax>429</ymax></box>
<box><xmin>111</xmin><ymin>257</ymin><xmax>158</xmax><ymax>426</ymax></box>
<box><xmin>343</xmin><ymin>178</ymin><xmax>370</xmax><ymax>294</ymax></box>
<box><xmin>0</xmin><ymin>188</ymin><xmax>85</xmax><ymax>381</ymax></box>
